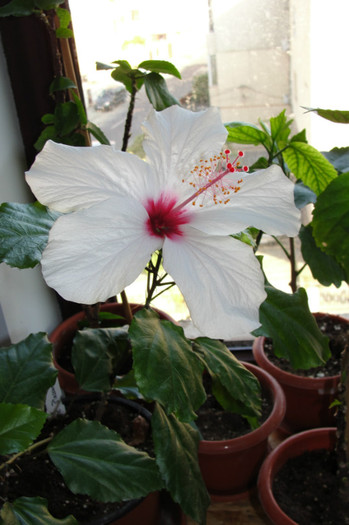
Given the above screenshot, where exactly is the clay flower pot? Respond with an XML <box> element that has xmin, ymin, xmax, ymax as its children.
<box><xmin>257</xmin><ymin>427</ymin><xmax>337</xmax><ymax>525</ymax></box>
<box><xmin>252</xmin><ymin>313</ymin><xmax>348</xmax><ymax>433</ymax></box>
<box><xmin>198</xmin><ymin>362</ymin><xmax>286</xmax><ymax>501</ymax></box>
<box><xmin>50</xmin><ymin>303</ymin><xmax>174</xmax><ymax>394</ymax></box>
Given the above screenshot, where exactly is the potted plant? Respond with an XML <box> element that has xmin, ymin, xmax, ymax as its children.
<box><xmin>0</xmin><ymin>5</ymin><xmax>329</xmax><ymax>523</ymax></box>
<box><xmin>0</xmin><ymin>332</ymin><xmax>163</xmax><ymax>525</ymax></box>
<box><xmin>227</xmin><ymin>109</ymin><xmax>348</xmax><ymax>432</ymax></box>
<box><xmin>255</xmin><ymin>108</ymin><xmax>349</xmax><ymax>524</ymax></box>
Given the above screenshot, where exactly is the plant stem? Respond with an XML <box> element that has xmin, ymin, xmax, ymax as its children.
<box><xmin>289</xmin><ymin>237</ymin><xmax>297</xmax><ymax>293</ymax></box>
<box><xmin>121</xmin><ymin>75</ymin><xmax>137</xmax><ymax>152</ymax></box>
<box><xmin>0</xmin><ymin>437</ymin><xmax>52</xmax><ymax>471</ymax></box>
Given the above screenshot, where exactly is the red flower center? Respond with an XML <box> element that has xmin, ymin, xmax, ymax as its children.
<box><xmin>145</xmin><ymin>194</ymin><xmax>191</xmax><ymax>239</ymax></box>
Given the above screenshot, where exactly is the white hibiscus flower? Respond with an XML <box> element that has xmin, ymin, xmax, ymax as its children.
<box><xmin>26</xmin><ymin>105</ymin><xmax>300</xmax><ymax>339</ymax></box>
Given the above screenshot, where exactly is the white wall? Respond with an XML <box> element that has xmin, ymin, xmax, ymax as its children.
<box><xmin>290</xmin><ymin>0</ymin><xmax>349</xmax><ymax>151</ymax></box>
<box><xmin>0</xmin><ymin>39</ymin><xmax>61</xmax><ymax>345</ymax></box>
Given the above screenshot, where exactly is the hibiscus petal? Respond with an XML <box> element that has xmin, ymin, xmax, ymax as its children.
<box><xmin>162</xmin><ymin>228</ymin><xmax>266</xmax><ymax>339</ymax></box>
<box><xmin>142</xmin><ymin>105</ymin><xmax>227</xmax><ymax>197</ymax></box>
<box><xmin>25</xmin><ymin>141</ymin><xmax>156</xmax><ymax>213</ymax></box>
<box><xmin>190</xmin><ymin>164</ymin><xmax>301</xmax><ymax>236</ymax></box>
<box><xmin>41</xmin><ymin>197</ymin><xmax>161</xmax><ymax>304</ymax></box>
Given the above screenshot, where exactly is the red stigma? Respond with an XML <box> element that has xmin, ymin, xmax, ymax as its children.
<box><xmin>145</xmin><ymin>194</ymin><xmax>191</xmax><ymax>239</ymax></box>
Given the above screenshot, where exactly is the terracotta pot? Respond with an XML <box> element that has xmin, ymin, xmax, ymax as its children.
<box><xmin>50</xmin><ymin>303</ymin><xmax>175</xmax><ymax>394</ymax></box>
<box><xmin>98</xmin><ymin>491</ymin><xmax>160</xmax><ymax>525</ymax></box>
<box><xmin>257</xmin><ymin>427</ymin><xmax>337</xmax><ymax>525</ymax></box>
<box><xmin>198</xmin><ymin>362</ymin><xmax>286</xmax><ymax>500</ymax></box>
<box><xmin>252</xmin><ymin>313</ymin><xmax>347</xmax><ymax>433</ymax></box>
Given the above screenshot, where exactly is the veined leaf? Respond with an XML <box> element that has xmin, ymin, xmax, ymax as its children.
<box><xmin>0</xmin><ymin>333</ymin><xmax>57</xmax><ymax>409</ymax></box>
<box><xmin>138</xmin><ymin>60</ymin><xmax>181</xmax><ymax>79</ymax></box>
<box><xmin>270</xmin><ymin>109</ymin><xmax>292</xmax><ymax>145</ymax></box>
<box><xmin>254</xmin><ymin>286</ymin><xmax>331</xmax><ymax>369</ymax></box>
<box><xmin>281</xmin><ymin>141</ymin><xmax>337</xmax><ymax>195</ymax></box>
<box><xmin>129</xmin><ymin>309</ymin><xmax>206</xmax><ymax>422</ymax></box>
<box><xmin>143</xmin><ymin>72</ymin><xmax>180</xmax><ymax>111</ymax></box>
<box><xmin>226</xmin><ymin>123</ymin><xmax>270</xmax><ymax>147</ymax></box>
<box><xmin>193</xmin><ymin>338</ymin><xmax>261</xmax><ymax>419</ymax></box>
<box><xmin>0</xmin><ymin>202</ymin><xmax>60</xmax><ymax>268</ymax></box>
<box><xmin>0</xmin><ymin>497</ymin><xmax>77</xmax><ymax>524</ymax></box>
<box><xmin>0</xmin><ymin>403</ymin><xmax>47</xmax><ymax>455</ymax></box>
<box><xmin>299</xmin><ymin>224</ymin><xmax>347</xmax><ymax>287</ymax></box>
<box><xmin>152</xmin><ymin>403</ymin><xmax>209</xmax><ymax>525</ymax></box>
<box><xmin>48</xmin><ymin>419</ymin><xmax>163</xmax><ymax>502</ymax></box>
<box><xmin>312</xmin><ymin>173</ymin><xmax>349</xmax><ymax>281</ymax></box>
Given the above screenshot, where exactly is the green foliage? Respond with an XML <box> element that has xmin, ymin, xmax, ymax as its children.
<box><xmin>323</xmin><ymin>147</ymin><xmax>349</xmax><ymax>173</ymax></box>
<box><xmin>0</xmin><ymin>333</ymin><xmax>57</xmax><ymax>409</ymax></box>
<box><xmin>129</xmin><ymin>309</ymin><xmax>206</xmax><ymax>422</ymax></box>
<box><xmin>71</xmin><ymin>327</ymin><xmax>130</xmax><ymax>392</ymax></box>
<box><xmin>254</xmin><ymin>285</ymin><xmax>331</xmax><ymax>369</ymax></box>
<box><xmin>48</xmin><ymin>419</ymin><xmax>163</xmax><ymax>502</ymax></box>
<box><xmin>281</xmin><ymin>141</ymin><xmax>337</xmax><ymax>195</ymax></box>
<box><xmin>312</xmin><ymin>173</ymin><xmax>349</xmax><ymax>281</ymax></box>
<box><xmin>152</xmin><ymin>403</ymin><xmax>210</xmax><ymax>525</ymax></box>
<box><xmin>143</xmin><ymin>72</ymin><xmax>180</xmax><ymax>111</ymax></box>
<box><xmin>99</xmin><ymin>59</ymin><xmax>181</xmax><ymax>111</ymax></box>
<box><xmin>299</xmin><ymin>224</ymin><xmax>347</xmax><ymax>287</ymax></box>
<box><xmin>0</xmin><ymin>0</ymin><xmax>64</xmax><ymax>17</ymax></box>
<box><xmin>303</xmin><ymin>107</ymin><xmax>349</xmax><ymax>124</ymax></box>
<box><xmin>0</xmin><ymin>403</ymin><xmax>47</xmax><ymax>454</ymax></box>
<box><xmin>193</xmin><ymin>338</ymin><xmax>261</xmax><ymax>420</ymax></box>
<box><xmin>0</xmin><ymin>497</ymin><xmax>78</xmax><ymax>524</ymax></box>
<box><xmin>55</xmin><ymin>7</ymin><xmax>73</xmax><ymax>38</ymax></box>
<box><xmin>0</xmin><ymin>202</ymin><xmax>60</xmax><ymax>268</ymax></box>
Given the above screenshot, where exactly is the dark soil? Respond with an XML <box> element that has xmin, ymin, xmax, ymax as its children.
<box><xmin>0</xmin><ymin>396</ymin><xmax>153</xmax><ymax>523</ymax></box>
<box><xmin>273</xmin><ymin>448</ymin><xmax>349</xmax><ymax>525</ymax></box>
<box><xmin>265</xmin><ymin>313</ymin><xmax>349</xmax><ymax>377</ymax></box>
<box><xmin>195</xmin><ymin>375</ymin><xmax>273</xmax><ymax>441</ymax></box>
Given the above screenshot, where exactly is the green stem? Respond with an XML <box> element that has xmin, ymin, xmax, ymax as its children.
<box><xmin>0</xmin><ymin>437</ymin><xmax>52</xmax><ymax>471</ymax></box>
<box><xmin>145</xmin><ymin>252</ymin><xmax>163</xmax><ymax>307</ymax></box>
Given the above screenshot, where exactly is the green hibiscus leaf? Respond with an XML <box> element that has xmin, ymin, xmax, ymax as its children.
<box><xmin>143</xmin><ymin>72</ymin><xmax>180</xmax><ymax>111</ymax></box>
<box><xmin>0</xmin><ymin>403</ymin><xmax>47</xmax><ymax>455</ymax></box>
<box><xmin>0</xmin><ymin>202</ymin><xmax>60</xmax><ymax>268</ymax></box>
<box><xmin>281</xmin><ymin>141</ymin><xmax>337</xmax><ymax>195</ymax></box>
<box><xmin>0</xmin><ymin>333</ymin><xmax>57</xmax><ymax>409</ymax></box>
<box><xmin>129</xmin><ymin>309</ymin><xmax>206</xmax><ymax>422</ymax></box>
<box><xmin>0</xmin><ymin>497</ymin><xmax>77</xmax><ymax>524</ymax></box>
<box><xmin>270</xmin><ymin>109</ymin><xmax>292</xmax><ymax>144</ymax></box>
<box><xmin>293</xmin><ymin>180</ymin><xmax>317</xmax><ymax>208</ymax></box>
<box><xmin>323</xmin><ymin>147</ymin><xmax>349</xmax><ymax>173</ymax></box>
<box><xmin>71</xmin><ymin>327</ymin><xmax>130</xmax><ymax>392</ymax></box>
<box><xmin>226</xmin><ymin>122</ymin><xmax>270</xmax><ymax>147</ymax></box>
<box><xmin>152</xmin><ymin>403</ymin><xmax>209</xmax><ymax>525</ymax></box>
<box><xmin>48</xmin><ymin>419</ymin><xmax>163</xmax><ymax>502</ymax></box>
<box><xmin>303</xmin><ymin>107</ymin><xmax>349</xmax><ymax>124</ymax></box>
<box><xmin>193</xmin><ymin>338</ymin><xmax>261</xmax><ymax>419</ymax></box>
<box><xmin>254</xmin><ymin>285</ymin><xmax>331</xmax><ymax>369</ymax></box>
<box><xmin>299</xmin><ymin>224</ymin><xmax>347</xmax><ymax>287</ymax></box>
<box><xmin>138</xmin><ymin>60</ymin><xmax>181</xmax><ymax>79</ymax></box>
<box><xmin>55</xmin><ymin>7</ymin><xmax>73</xmax><ymax>39</ymax></box>
<box><xmin>312</xmin><ymin>172</ymin><xmax>349</xmax><ymax>280</ymax></box>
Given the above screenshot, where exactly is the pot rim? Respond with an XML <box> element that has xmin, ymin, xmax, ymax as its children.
<box><xmin>198</xmin><ymin>361</ymin><xmax>286</xmax><ymax>453</ymax></box>
<box><xmin>257</xmin><ymin>427</ymin><xmax>337</xmax><ymax>525</ymax></box>
<box><xmin>252</xmin><ymin>336</ymin><xmax>340</xmax><ymax>389</ymax></box>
